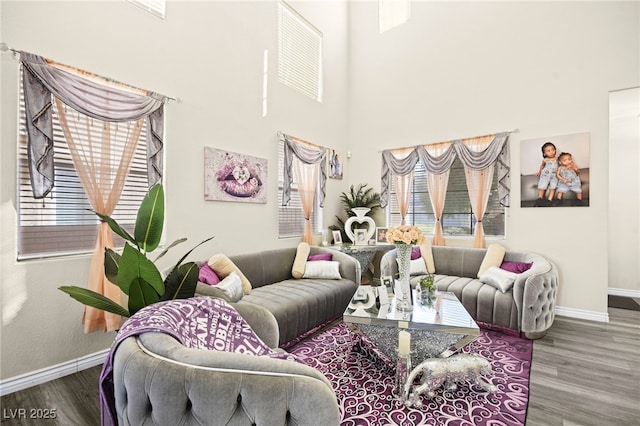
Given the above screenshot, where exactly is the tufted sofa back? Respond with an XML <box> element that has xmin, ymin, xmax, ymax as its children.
<box><xmin>113</xmin><ymin>333</ymin><xmax>341</xmax><ymax>426</ymax></box>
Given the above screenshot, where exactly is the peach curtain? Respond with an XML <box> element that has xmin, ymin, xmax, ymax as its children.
<box><xmin>56</xmin><ymin>99</ymin><xmax>143</xmax><ymax>332</ymax></box>
<box><xmin>389</xmin><ymin>147</ymin><xmax>415</xmax><ymax>225</ymax></box>
<box><xmin>293</xmin><ymin>157</ymin><xmax>319</xmax><ymax>244</ymax></box>
<box><xmin>424</xmin><ymin>143</ymin><xmax>452</xmax><ymax>245</ymax></box>
<box><xmin>393</xmin><ymin>172</ymin><xmax>413</xmax><ymax>225</ymax></box>
<box><xmin>459</xmin><ymin>135</ymin><xmax>495</xmax><ymax>248</ymax></box>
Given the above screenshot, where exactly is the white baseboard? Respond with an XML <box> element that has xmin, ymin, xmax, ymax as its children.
<box><xmin>608</xmin><ymin>287</ymin><xmax>640</xmax><ymax>298</ymax></box>
<box><xmin>554</xmin><ymin>305</ymin><xmax>609</xmax><ymax>323</ymax></box>
<box><xmin>0</xmin><ymin>349</ymin><xmax>109</xmax><ymax>397</ymax></box>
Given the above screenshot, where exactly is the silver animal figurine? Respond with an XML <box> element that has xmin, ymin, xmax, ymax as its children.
<box><xmin>403</xmin><ymin>353</ymin><xmax>497</xmax><ymax>408</ymax></box>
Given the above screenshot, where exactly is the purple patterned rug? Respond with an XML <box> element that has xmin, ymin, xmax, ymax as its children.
<box><xmin>284</xmin><ymin>322</ymin><xmax>531</xmax><ymax>426</ymax></box>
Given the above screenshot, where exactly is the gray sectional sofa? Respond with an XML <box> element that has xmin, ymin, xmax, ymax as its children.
<box><xmin>197</xmin><ymin>246</ymin><xmax>360</xmax><ymax>345</ymax></box>
<box><xmin>381</xmin><ymin>245</ymin><xmax>559</xmax><ymax>339</ymax></box>
<box><xmin>111</xmin><ymin>246</ymin><xmax>359</xmax><ymax>426</ymax></box>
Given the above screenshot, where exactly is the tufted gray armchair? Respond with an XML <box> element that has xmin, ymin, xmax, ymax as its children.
<box><xmin>112</xmin><ymin>303</ymin><xmax>340</xmax><ymax>426</ymax></box>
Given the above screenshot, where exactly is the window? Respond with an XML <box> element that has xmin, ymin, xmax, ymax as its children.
<box><xmin>17</xmin><ymin>72</ymin><xmax>153</xmax><ymax>259</ymax></box>
<box><xmin>277</xmin><ymin>0</ymin><xmax>323</xmax><ymax>102</ymax></box>
<box><xmin>387</xmin><ymin>159</ymin><xmax>505</xmax><ymax>236</ymax></box>
<box><xmin>277</xmin><ymin>139</ymin><xmax>322</xmax><ymax>238</ymax></box>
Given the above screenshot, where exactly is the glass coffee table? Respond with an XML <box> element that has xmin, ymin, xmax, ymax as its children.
<box><xmin>343</xmin><ymin>286</ymin><xmax>480</xmax><ymax>366</ymax></box>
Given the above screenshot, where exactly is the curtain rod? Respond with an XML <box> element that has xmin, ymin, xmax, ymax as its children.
<box><xmin>289</xmin><ymin>134</ymin><xmax>325</xmax><ymax>150</ymax></box>
<box><xmin>1</xmin><ymin>42</ymin><xmax>181</xmax><ymax>103</ymax></box>
<box><xmin>378</xmin><ymin>129</ymin><xmax>519</xmax><ymax>153</ymax></box>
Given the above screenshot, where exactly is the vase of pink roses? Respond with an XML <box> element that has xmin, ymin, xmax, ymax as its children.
<box><xmin>386</xmin><ymin>225</ymin><xmax>425</xmax><ymax>312</ymax></box>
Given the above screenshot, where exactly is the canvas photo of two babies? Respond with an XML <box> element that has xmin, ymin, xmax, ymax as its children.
<box><xmin>520</xmin><ymin>132</ymin><xmax>590</xmax><ymax>208</ymax></box>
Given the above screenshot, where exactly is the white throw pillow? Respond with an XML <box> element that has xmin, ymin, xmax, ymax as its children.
<box><xmin>479</xmin><ymin>266</ymin><xmax>517</xmax><ymax>293</ymax></box>
<box><xmin>216</xmin><ymin>271</ymin><xmax>244</xmax><ymax>302</ymax></box>
<box><xmin>410</xmin><ymin>258</ymin><xmax>428</xmax><ymax>276</ymax></box>
<box><xmin>302</xmin><ymin>261</ymin><xmax>342</xmax><ymax>280</ymax></box>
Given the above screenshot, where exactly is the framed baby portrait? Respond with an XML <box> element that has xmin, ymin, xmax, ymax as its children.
<box><xmin>520</xmin><ymin>132</ymin><xmax>590</xmax><ymax>208</ymax></box>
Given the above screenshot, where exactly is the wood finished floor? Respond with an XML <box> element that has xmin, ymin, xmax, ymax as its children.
<box><xmin>1</xmin><ymin>307</ymin><xmax>638</xmax><ymax>425</ymax></box>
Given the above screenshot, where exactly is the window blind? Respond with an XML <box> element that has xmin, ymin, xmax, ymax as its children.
<box><xmin>278</xmin><ymin>1</ymin><xmax>323</xmax><ymax>102</ymax></box>
<box><xmin>17</xmin><ymin>73</ymin><xmax>151</xmax><ymax>259</ymax></box>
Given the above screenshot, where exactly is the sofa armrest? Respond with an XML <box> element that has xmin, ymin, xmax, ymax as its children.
<box><xmin>195</xmin><ymin>285</ymin><xmax>280</xmax><ymax>348</ymax></box>
<box><xmin>231</xmin><ymin>302</ymin><xmax>280</xmax><ymax>349</ymax></box>
<box><xmin>511</xmin><ymin>254</ymin><xmax>559</xmax><ymax>338</ymax></box>
<box><xmin>310</xmin><ymin>246</ymin><xmax>361</xmax><ymax>285</ymax></box>
<box><xmin>196</xmin><ymin>282</ymin><xmax>231</xmax><ymax>302</ymax></box>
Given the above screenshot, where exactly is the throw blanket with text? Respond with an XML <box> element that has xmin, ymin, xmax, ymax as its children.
<box><xmin>99</xmin><ymin>297</ymin><xmax>296</xmax><ymax>426</ymax></box>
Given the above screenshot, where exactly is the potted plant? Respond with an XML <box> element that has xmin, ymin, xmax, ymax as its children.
<box><xmin>59</xmin><ymin>183</ymin><xmax>213</xmax><ymax>318</ymax></box>
<box><xmin>329</xmin><ymin>183</ymin><xmax>381</xmax><ymax>243</ymax></box>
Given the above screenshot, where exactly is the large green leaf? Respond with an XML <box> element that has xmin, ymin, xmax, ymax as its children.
<box><xmin>59</xmin><ymin>286</ymin><xmax>130</xmax><ymax>317</ymax></box>
<box><xmin>104</xmin><ymin>248</ymin><xmax>121</xmax><ymax>286</ymax></box>
<box><xmin>127</xmin><ymin>278</ymin><xmax>161</xmax><ymax>315</ymax></box>
<box><xmin>117</xmin><ymin>243</ymin><xmax>164</xmax><ymax>295</ymax></box>
<box><xmin>161</xmin><ymin>262</ymin><xmax>199</xmax><ymax>301</ymax></box>
<box><xmin>153</xmin><ymin>237</ymin><xmax>187</xmax><ymax>263</ymax></box>
<box><xmin>93</xmin><ymin>211</ymin><xmax>137</xmax><ymax>247</ymax></box>
<box><xmin>170</xmin><ymin>236</ymin><xmax>215</xmax><ymax>271</ymax></box>
<box><xmin>134</xmin><ymin>183</ymin><xmax>164</xmax><ymax>253</ymax></box>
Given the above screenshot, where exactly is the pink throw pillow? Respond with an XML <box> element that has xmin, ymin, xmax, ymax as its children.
<box><xmin>500</xmin><ymin>260</ymin><xmax>533</xmax><ymax>274</ymax></box>
<box><xmin>199</xmin><ymin>263</ymin><xmax>221</xmax><ymax>286</ymax></box>
<box><xmin>411</xmin><ymin>246</ymin><xmax>421</xmax><ymax>260</ymax></box>
<box><xmin>308</xmin><ymin>253</ymin><xmax>333</xmax><ymax>261</ymax></box>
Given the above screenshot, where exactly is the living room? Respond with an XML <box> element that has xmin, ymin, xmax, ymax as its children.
<box><xmin>1</xmin><ymin>0</ymin><xmax>638</xmax><ymax>423</ymax></box>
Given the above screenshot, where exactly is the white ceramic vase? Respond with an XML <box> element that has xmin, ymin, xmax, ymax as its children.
<box><xmin>344</xmin><ymin>207</ymin><xmax>376</xmax><ymax>244</ymax></box>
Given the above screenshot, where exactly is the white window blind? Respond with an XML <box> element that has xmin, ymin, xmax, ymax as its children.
<box><xmin>17</xmin><ymin>72</ymin><xmax>153</xmax><ymax>260</ymax></box>
<box><xmin>277</xmin><ymin>139</ymin><xmax>322</xmax><ymax>238</ymax></box>
<box><xmin>278</xmin><ymin>1</ymin><xmax>323</xmax><ymax>102</ymax></box>
<box><xmin>388</xmin><ymin>159</ymin><xmax>505</xmax><ymax>236</ymax></box>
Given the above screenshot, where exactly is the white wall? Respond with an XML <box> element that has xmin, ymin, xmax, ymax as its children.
<box><xmin>1</xmin><ymin>0</ymin><xmax>638</xmax><ymax>384</ymax></box>
<box><xmin>0</xmin><ymin>0</ymin><xmax>350</xmax><ymax>380</ymax></box>
<box><xmin>347</xmin><ymin>1</ymin><xmax>639</xmax><ymax>318</ymax></box>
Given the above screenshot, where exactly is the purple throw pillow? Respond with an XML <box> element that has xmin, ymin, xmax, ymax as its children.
<box><xmin>411</xmin><ymin>246</ymin><xmax>421</xmax><ymax>260</ymax></box>
<box><xmin>199</xmin><ymin>263</ymin><xmax>221</xmax><ymax>286</ymax></box>
<box><xmin>500</xmin><ymin>260</ymin><xmax>533</xmax><ymax>274</ymax></box>
<box><xmin>308</xmin><ymin>253</ymin><xmax>333</xmax><ymax>262</ymax></box>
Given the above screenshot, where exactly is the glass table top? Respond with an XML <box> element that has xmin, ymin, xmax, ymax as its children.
<box><xmin>343</xmin><ymin>287</ymin><xmax>480</xmax><ymax>360</ymax></box>
<box><xmin>344</xmin><ymin>287</ymin><xmax>479</xmax><ymax>332</ymax></box>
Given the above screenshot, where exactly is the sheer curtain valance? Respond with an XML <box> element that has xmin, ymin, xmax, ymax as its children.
<box><xmin>20</xmin><ymin>51</ymin><xmax>167</xmax><ymax>199</ymax></box>
<box><xmin>380</xmin><ymin>132</ymin><xmax>511</xmax><ymax>247</ymax></box>
<box><xmin>380</xmin><ymin>132</ymin><xmax>511</xmax><ymax>208</ymax></box>
<box><xmin>279</xmin><ymin>131</ymin><xmax>327</xmax><ymax>208</ymax></box>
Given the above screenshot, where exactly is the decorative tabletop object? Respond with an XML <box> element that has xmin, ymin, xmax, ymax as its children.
<box><xmin>345</xmin><ymin>207</ymin><xmax>377</xmax><ymax>244</ymax></box>
<box><xmin>417</xmin><ymin>273</ymin><xmax>438</xmax><ymax>308</ymax></box>
<box><xmin>386</xmin><ymin>225</ymin><xmax>425</xmax><ymax>312</ymax></box>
